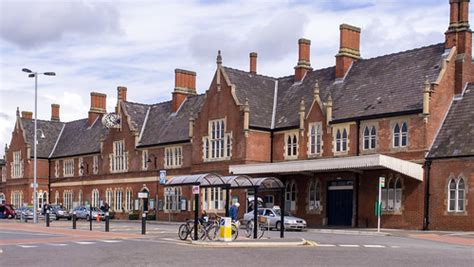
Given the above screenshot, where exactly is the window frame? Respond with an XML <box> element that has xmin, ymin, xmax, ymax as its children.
<box><xmin>12</xmin><ymin>150</ymin><xmax>23</xmax><ymax>178</ymax></box>
<box><xmin>203</xmin><ymin>118</ymin><xmax>232</xmax><ymax>161</ymax></box>
<box><xmin>164</xmin><ymin>146</ymin><xmax>183</xmax><ymax>169</ymax></box>
<box><xmin>63</xmin><ymin>159</ymin><xmax>74</xmax><ymax>177</ymax></box>
<box><xmin>363</xmin><ymin>125</ymin><xmax>377</xmax><ymax>150</ymax></box>
<box><xmin>393</xmin><ymin>122</ymin><xmax>408</xmax><ymax>148</ymax></box>
<box><xmin>284</xmin><ymin>132</ymin><xmax>299</xmax><ymax>159</ymax></box>
<box><xmin>448</xmin><ymin>177</ymin><xmax>466</xmax><ymax>213</ymax></box>
<box><xmin>308</xmin><ymin>122</ymin><xmax>322</xmax><ymax>157</ymax></box>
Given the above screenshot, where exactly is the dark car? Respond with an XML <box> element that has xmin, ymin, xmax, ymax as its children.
<box><xmin>1</xmin><ymin>204</ymin><xmax>16</xmax><ymax>219</ymax></box>
<box><xmin>50</xmin><ymin>205</ymin><xmax>71</xmax><ymax>220</ymax></box>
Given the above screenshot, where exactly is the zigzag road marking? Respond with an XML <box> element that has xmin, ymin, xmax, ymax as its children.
<box><xmin>75</xmin><ymin>241</ymin><xmax>96</xmax><ymax>245</ymax></box>
<box><xmin>339</xmin><ymin>244</ymin><xmax>360</xmax><ymax>248</ymax></box>
<box><xmin>363</xmin><ymin>245</ymin><xmax>385</xmax><ymax>248</ymax></box>
<box><xmin>100</xmin><ymin>240</ymin><xmax>122</xmax><ymax>243</ymax></box>
<box><xmin>18</xmin><ymin>245</ymin><xmax>37</xmax><ymax>248</ymax></box>
<box><xmin>47</xmin><ymin>243</ymin><xmax>68</xmax><ymax>246</ymax></box>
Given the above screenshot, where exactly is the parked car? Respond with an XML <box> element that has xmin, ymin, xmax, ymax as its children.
<box><xmin>72</xmin><ymin>206</ymin><xmax>104</xmax><ymax>221</ymax></box>
<box><xmin>243</xmin><ymin>207</ymin><xmax>307</xmax><ymax>231</ymax></box>
<box><xmin>1</xmin><ymin>204</ymin><xmax>16</xmax><ymax>219</ymax></box>
<box><xmin>14</xmin><ymin>206</ymin><xmax>28</xmax><ymax>219</ymax></box>
<box><xmin>16</xmin><ymin>207</ymin><xmax>56</xmax><ymax>221</ymax></box>
<box><xmin>50</xmin><ymin>205</ymin><xmax>71</xmax><ymax>220</ymax></box>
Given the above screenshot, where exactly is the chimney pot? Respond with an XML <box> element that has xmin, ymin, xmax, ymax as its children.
<box><xmin>249</xmin><ymin>52</ymin><xmax>257</xmax><ymax>74</ymax></box>
<box><xmin>51</xmin><ymin>104</ymin><xmax>60</xmax><ymax>121</ymax></box>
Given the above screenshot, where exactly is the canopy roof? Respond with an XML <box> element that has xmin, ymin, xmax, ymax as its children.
<box><xmin>165</xmin><ymin>173</ymin><xmax>284</xmax><ymax>189</ymax></box>
<box><xmin>229</xmin><ymin>154</ymin><xmax>423</xmax><ymax>181</ymax></box>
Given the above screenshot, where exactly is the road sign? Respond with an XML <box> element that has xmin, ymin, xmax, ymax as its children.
<box><xmin>159</xmin><ymin>170</ymin><xmax>166</xmax><ymax>185</ymax></box>
<box><xmin>380</xmin><ymin>177</ymin><xmax>385</xmax><ymax>187</ymax></box>
<box><xmin>192</xmin><ymin>185</ymin><xmax>200</xmax><ymax>195</ymax></box>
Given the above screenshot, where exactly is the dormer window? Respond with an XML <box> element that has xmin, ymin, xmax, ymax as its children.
<box><xmin>203</xmin><ymin>119</ymin><xmax>232</xmax><ymax>161</ymax></box>
<box><xmin>285</xmin><ymin>132</ymin><xmax>298</xmax><ymax>159</ymax></box>
<box><xmin>334</xmin><ymin>126</ymin><xmax>349</xmax><ymax>154</ymax></box>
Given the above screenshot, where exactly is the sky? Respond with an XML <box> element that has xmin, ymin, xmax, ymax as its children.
<box><xmin>0</xmin><ymin>0</ymin><xmax>459</xmax><ymax>157</ymax></box>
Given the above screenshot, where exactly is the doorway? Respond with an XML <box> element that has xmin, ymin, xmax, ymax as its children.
<box><xmin>327</xmin><ymin>181</ymin><xmax>353</xmax><ymax>226</ymax></box>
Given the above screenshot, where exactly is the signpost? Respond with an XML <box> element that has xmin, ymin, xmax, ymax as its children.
<box><xmin>159</xmin><ymin>170</ymin><xmax>166</xmax><ymax>185</ymax></box>
<box><xmin>192</xmin><ymin>185</ymin><xmax>200</xmax><ymax>195</ymax></box>
<box><xmin>377</xmin><ymin>177</ymin><xmax>385</xmax><ymax>233</ymax></box>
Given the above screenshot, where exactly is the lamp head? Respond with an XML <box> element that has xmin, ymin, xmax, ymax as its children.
<box><xmin>44</xmin><ymin>72</ymin><xmax>56</xmax><ymax>76</ymax></box>
<box><xmin>22</xmin><ymin>68</ymin><xmax>32</xmax><ymax>73</ymax></box>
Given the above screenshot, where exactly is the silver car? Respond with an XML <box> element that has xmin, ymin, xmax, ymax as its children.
<box><xmin>243</xmin><ymin>208</ymin><xmax>307</xmax><ymax>231</ymax></box>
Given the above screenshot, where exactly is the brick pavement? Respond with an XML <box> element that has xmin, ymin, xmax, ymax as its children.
<box><xmin>410</xmin><ymin>233</ymin><xmax>474</xmax><ymax>247</ymax></box>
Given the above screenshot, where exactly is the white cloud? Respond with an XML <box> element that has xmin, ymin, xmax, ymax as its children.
<box><xmin>0</xmin><ymin>0</ymin><xmax>465</xmax><ymax>157</ymax></box>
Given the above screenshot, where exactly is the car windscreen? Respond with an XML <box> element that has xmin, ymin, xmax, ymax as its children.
<box><xmin>273</xmin><ymin>210</ymin><xmax>291</xmax><ymax>216</ymax></box>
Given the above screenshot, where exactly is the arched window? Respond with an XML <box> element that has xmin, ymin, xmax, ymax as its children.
<box><xmin>78</xmin><ymin>190</ymin><xmax>83</xmax><ymax>206</ymax></box>
<box><xmin>448</xmin><ymin>177</ymin><xmax>466</xmax><ymax>212</ymax></box>
<box><xmin>342</xmin><ymin>129</ymin><xmax>348</xmax><ymax>151</ymax></box>
<box><xmin>336</xmin><ymin>130</ymin><xmax>341</xmax><ymax>152</ymax></box>
<box><xmin>287</xmin><ymin>136</ymin><xmax>292</xmax><ymax>156</ymax></box>
<box><xmin>285</xmin><ymin>133</ymin><xmax>298</xmax><ymax>158</ymax></box>
<box><xmin>363</xmin><ymin>126</ymin><xmax>370</xmax><ymax>149</ymax></box>
<box><xmin>205</xmin><ymin>138</ymin><xmax>209</xmax><ymax>159</ymax></box>
<box><xmin>308</xmin><ymin>180</ymin><xmax>321</xmax><ymax>211</ymax></box>
<box><xmin>292</xmin><ymin>135</ymin><xmax>297</xmax><ymax>155</ymax></box>
<box><xmin>91</xmin><ymin>189</ymin><xmax>100</xmax><ymax>208</ymax></box>
<box><xmin>285</xmin><ymin>181</ymin><xmax>297</xmax><ymax>211</ymax></box>
<box><xmin>370</xmin><ymin>127</ymin><xmax>376</xmax><ymax>149</ymax></box>
<box><xmin>393</xmin><ymin>123</ymin><xmax>400</xmax><ymax>147</ymax></box>
<box><xmin>125</xmin><ymin>188</ymin><xmax>133</xmax><ymax>211</ymax></box>
<box><xmin>401</xmin><ymin>122</ymin><xmax>408</xmax><ymax>146</ymax></box>
<box><xmin>55</xmin><ymin>191</ymin><xmax>59</xmax><ymax>205</ymax></box>
<box><xmin>105</xmin><ymin>189</ymin><xmax>113</xmax><ymax>210</ymax></box>
<box><xmin>114</xmin><ymin>188</ymin><xmax>123</xmax><ymax>211</ymax></box>
<box><xmin>308</xmin><ymin>123</ymin><xmax>322</xmax><ymax>156</ymax></box>
<box><xmin>387</xmin><ymin>179</ymin><xmax>395</xmax><ymax>210</ymax></box>
<box><xmin>394</xmin><ymin>178</ymin><xmax>402</xmax><ymax>211</ymax></box>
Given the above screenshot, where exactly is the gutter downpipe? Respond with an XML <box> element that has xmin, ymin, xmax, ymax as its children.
<box><xmin>423</xmin><ymin>160</ymin><xmax>432</xmax><ymax>230</ymax></box>
<box><xmin>355</xmin><ymin>120</ymin><xmax>360</xmax><ymax>228</ymax></box>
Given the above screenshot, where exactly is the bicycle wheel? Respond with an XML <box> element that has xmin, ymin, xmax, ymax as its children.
<box><xmin>178</xmin><ymin>224</ymin><xmax>189</xmax><ymax>240</ymax></box>
<box><xmin>257</xmin><ymin>223</ymin><xmax>266</xmax><ymax>239</ymax></box>
<box><xmin>231</xmin><ymin>224</ymin><xmax>238</xmax><ymax>240</ymax></box>
<box><xmin>245</xmin><ymin>221</ymin><xmax>253</xmax><ymax>238</ymax></box>
<box><xmin>190</xmin><ymin>224</ymin><xmax>206</xmax><ymax>240</ymax></box>
<box><xmin>206</xmin><ymin>225</ymin><xmax>219</xmax><ymax>241</ymax></box>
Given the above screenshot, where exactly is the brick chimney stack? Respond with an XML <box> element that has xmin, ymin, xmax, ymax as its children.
<box><xmin>249</xmin><ymin>52</ymin><xmax>257</xmax><ymax>74</ymax></box>
<box><xmin>172</xmin><ymin>69</ymin><xmax>196</xmax><ymax>113</ymax></box>
<box><xmin>294</xmin><ymin>38</ymin><xmax>312</xmax><ymax>81</ymax></box>
<box><xmin>88</xmin><ymin>92</ymin><xmax>107</xmax><ymax>125</ymax></box>
<box><xmin>21</xmin><ymin>111</ymin><xmax>32</xmax><ymax>120</ymax></box>
<box><xmin>335</xmin><ymin>24</ymin><xmax>361</xmax><ymax>79</ymax></box>
<box><xmin>51</xmin><ymin>104</ymin><xmax>60</xmax><ymax>121</ymax></box>
<box><xmin>445</xmin><ymin>0</ymin><xmax>472</xmax><ymax>94</ymax></box>
<box><xmin>117</xmin><ymin>86</ymin><xmax>127</xmax><ymax>102</ymax></box>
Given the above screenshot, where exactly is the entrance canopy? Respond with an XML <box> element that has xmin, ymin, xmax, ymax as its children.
<box><xmin>229</xmin><ymin>154</ymin><xmax>423</xmax><ymax>181</ymax></box>
<box><xmin>223</xmin><ymin>175</ymin><xmax>284</xmax><ymax>190</ymax></box>
<box><xmin>164</xmin><ymin>173</ymin><xmax>227</xmax><ymax>187</ymax></box>
<box><xmin>165</xmin><ymin>173</ymin><xmax>284</xmax><ymax>189</ymax></box>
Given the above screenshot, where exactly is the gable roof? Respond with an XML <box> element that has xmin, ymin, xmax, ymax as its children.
<box><xmin>20</xmin><ymin>118</ymin><xmax>64</xmax><ymax>158</ymax></box>
<box><xmin>122</xmin><ymin>101</ymin><xmax>150</xmax><ymax>132</ymax></box>
<box><xmin>428</xmin><ymin>84</ymin><xmax>474</xmax><ymax>159</ymax></box>
<box><xmin>138</xmin><ymin>94</ymin><xmax>205</xmax><ymax>147</ymax></box>
<box><xmin>50</xmin><ymin>118</ymin><xmax>107</xmax><ymax>158</ymax></box>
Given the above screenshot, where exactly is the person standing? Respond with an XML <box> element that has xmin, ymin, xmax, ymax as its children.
<box><xmin>229</xmin><ymin>202</ymin><xmax>240</xmax><ymax>222</ymax></box>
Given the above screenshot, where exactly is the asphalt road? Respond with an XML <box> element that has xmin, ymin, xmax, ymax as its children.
<box><xmin>1</xmin><ymin>220</ymin><xmax>473</xmax><ymax>267</ymax></box>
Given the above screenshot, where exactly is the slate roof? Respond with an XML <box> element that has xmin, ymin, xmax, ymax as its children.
<box><xmin>428</xmin><ymin>84</ymin><xmax>474</xmax><ymax>158</ymax></box>
<box><xmin>138</xmin><ymin>94</ymin><xmax>205</xmax><ymax>146</ymax></box>
<box><xmin>51</xmin><ymin>118</ymin><xmax>107</xmax><ymax>158</ymax></box>
<box><xmin>332</xmin><ymin>43</ymin><xmax>446</xmax><ymax>122</ymax></box>
<box><xmin>122</xmin><ymin>101</ymin><xmax>149</xmax><ymax>132</ymax></box>
<box><xmin>224</xmin><ymin>67</ymin><xmax>276</xmax><ymax>129</ymax></box>
<box><xmin>20</xmin><ymin>118</ymin><xmax>64</xmax><ymax>158</ymax></box>
<box><xmin>223</xmin><ymin>43</ymin><xmax>446</xmax><ymax>129</ymax></box>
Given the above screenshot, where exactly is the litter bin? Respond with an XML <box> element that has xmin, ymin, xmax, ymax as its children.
<box><xmin>219</xmin><ymin>217</ymin><xmax>232</xmax><ymax>242</ymax></box>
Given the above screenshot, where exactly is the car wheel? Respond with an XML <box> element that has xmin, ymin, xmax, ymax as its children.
<box><xmin>275</xmin><ymin>221</ymin><xmax>282</xmax><ymax>231</ymax></box>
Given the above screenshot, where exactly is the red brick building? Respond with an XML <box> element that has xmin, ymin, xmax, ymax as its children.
<box><xmin>1</xmin><ymin>0</ymin><xmax>472</xmax><ymax>230</ymax></box>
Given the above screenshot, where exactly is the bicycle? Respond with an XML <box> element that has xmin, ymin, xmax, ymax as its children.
<box><xmin>206</xmin><ymin>215</ymin><xmax>239</xmax><ymax>241</ymax></box>
<box><xmin>177</xmin><ymin>219</ymin><xmax>206</xmax><ymax>241</ymax></box>
<box><xmin>245</xmin><ymin>216</ymin><xmax>266</xmax><ymax>239</ymax></box>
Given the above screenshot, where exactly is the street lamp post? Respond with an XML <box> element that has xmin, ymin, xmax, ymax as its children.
<box><xmin>22</xmin><ymin>68</ymin><xmax>56</xmax><ymax>224</ymax></box>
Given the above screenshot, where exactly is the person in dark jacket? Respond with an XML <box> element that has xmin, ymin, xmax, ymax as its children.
<box><xmin>229</xmin><ymin>202</ymin><xmax>240</xmax><ymax>222</ymax></box>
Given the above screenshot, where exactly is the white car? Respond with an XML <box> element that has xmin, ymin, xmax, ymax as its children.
<box><xmin>243</xmin><ymin>207</ymin><xmax>307</xmax><ymax>231</ymax></box>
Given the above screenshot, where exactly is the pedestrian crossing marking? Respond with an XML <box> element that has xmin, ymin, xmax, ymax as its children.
<box><xmin>75</xmin><ymin>241</ymin><xmax>96</xmax><ymax>245</ymax></box>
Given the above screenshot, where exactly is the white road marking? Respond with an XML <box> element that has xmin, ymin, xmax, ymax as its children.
<box><xmin>391</xmin><ymin>245</ymin><xmax>400</xmax><ymax>248</ymax></box>
<box><xmin>363</xmin><ymin>245</ymin><xmax>385</xmax><ymax>248</ymax></box>
<box><xmin>47</xmin><ymin>243</ymin><xmax>68</xmax><ymax>246</ymax></box>
<box><xmin>317</xmin><ymin>244</ymin><xmax>336</xmax><ymax>247</ymax></box>
<box><xmin>339</xmin><ymin>244</ymin><xmax>360</xmax><ymax>248</ymax></box>
<box><xmin>75</xmin><ymin>241</ymin><xmax>96</xmax><ymax>245</ymax></box>
<box><xmin>100</xmin><ymin>240</ymin><xmax>122</xmax><ymax>243</ymax></box>
<box><xmin>0</xmin><ymin>248</ymin><xmax>3</xmax><ymax>253</ymax></box>
<box><xmin>18</xmin><ymin>245</ymin><xmax>37</xmax><ymax>248</ymax></box>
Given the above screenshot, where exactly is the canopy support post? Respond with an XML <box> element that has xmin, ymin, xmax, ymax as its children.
<box><xmin>194</xmin><ymin>187</ymin><xmax>199</xmax><ymax>241</ymax></box>
<box><xmin>253</xmin><ymin>186</ymin><xmax>259</xmax><ymax>239</ymax></box>
<box><xmin>225</xmin><ymin>185</ymin><xmax>230</xmax><ymax>217</ymax></box>
<box><xmin>280</xmin><ymin>187</ymin><xmax>285</xmax><ymax>238</ymax></box>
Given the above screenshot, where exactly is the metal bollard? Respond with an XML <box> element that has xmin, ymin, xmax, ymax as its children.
<box><xmin>72</xmin><ymin>211</ymin><xmax>77</xmax><ymax>229</ymax></box>
<box><xmin>89</xmin><ymin>209</ymin><xmax>92</xmax><ymax>231</ymax></box>
<box><xmin>105</xmin><ymin>212</ymin><xmax>109</xmax><ymax>232</ymax></box>
<box><xmin>141</xmin><ymin>212</ymin><xmax>146</xmax><ymax>235</ymax></box>
<box><xmin>46</xmin><ymin>210</ymin><xmax>50</xmax><ymax>227</ymax></box>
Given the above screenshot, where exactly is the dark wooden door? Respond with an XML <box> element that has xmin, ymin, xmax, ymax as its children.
<box><xmin>327</xmin><ymin>189</ymin><xmax>353</xmax><ymax>226</ymax></box>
